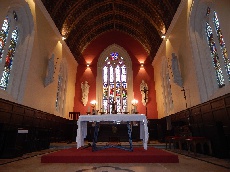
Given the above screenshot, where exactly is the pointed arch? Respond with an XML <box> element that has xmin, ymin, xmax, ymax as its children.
<box><xmin>161</xmin><ymin>56</ymin><xmax>173</xmax><ymax>116</ymax></box>
<box><xmin>188</xmin><ymin>0</ymin><xmax>230</xmax><ymax>102</ymax></box>
<box><xmin>55</xmin><ymin>58</ymin><xmax>68</xmax><ymax>117</ymax></box>
<box><xmin>0</xmin><ymin>0</ymin><xmax>34</xmax><ymax>103</ymax></box>
<box><xmin>96</xmin><ymin>44</ymin><xmax>133</xmax><ymax>113</ymax></box>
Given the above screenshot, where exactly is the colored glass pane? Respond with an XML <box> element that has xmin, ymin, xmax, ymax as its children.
<box><xmin>213</xmin><ymin>11</ymin><xmax>230</xmax><ymax>80</ymax></box>
<box><xmin>0</xmin><ymin>17</ymin><xmax>10</xmax><ymax>61</ymax></box>
<box><xmin>0</xmin><ymin>27</ymin><xmax>19</xmax><ymax>90</ymax></box>
<box><xmin>205</xmin><ymin>22</ymin><xmax>225</xmax><ymax>87</ymax></box>
<box><xmin>55</xmin><ymin>74</ymin><xmax>62</xmax><ymax>110</ymax></box>
<box><xmin>102</xmin><ymin>52</ymin><xmax>127</xmax><ymax>113</ymax></box>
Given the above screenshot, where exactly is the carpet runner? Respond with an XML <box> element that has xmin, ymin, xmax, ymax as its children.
<box><xmin>41</xmin><ymin>146</ymin><xmax>179</xmax><ymax>163</ymax></box>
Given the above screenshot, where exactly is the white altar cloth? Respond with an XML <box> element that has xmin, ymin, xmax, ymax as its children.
<box><xmin>76</xmin><ymin>114</ymin><xmax>149</xmax><ymax>150</ymax></box>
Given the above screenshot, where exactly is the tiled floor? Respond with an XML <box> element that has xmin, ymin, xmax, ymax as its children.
<box><xmin>0</xmin><ymin>141</ymin><xmax>229</xmax><ymax>172</ymax></box>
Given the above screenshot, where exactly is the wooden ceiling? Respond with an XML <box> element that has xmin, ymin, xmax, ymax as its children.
<box><xmin>41</xmin><ymin>0</ymin><xmax>181</xmax><ymax>62</ymax></box>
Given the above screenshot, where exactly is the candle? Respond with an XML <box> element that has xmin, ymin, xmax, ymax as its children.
<box><xmin>134</xmin><ymin>106</ymin><xmax>137</xmax><ymax>113</ymax></box>
<box><xmin>125</xmin><ymin>107</ymin><xmax>127</xmax><ymax>112</ymax></box>
<box><xmin>87</xmin><ymin>106</ymin><xmax>90</xmax><ymax>112</ymax></box>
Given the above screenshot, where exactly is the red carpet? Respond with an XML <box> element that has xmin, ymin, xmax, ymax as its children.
<box><xmin>41</xmin><ymin>147</ymin><xmax>179</xmax><ymax>163</ymax></box>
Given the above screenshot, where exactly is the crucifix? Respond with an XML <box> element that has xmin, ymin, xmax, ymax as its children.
<box><xmin>140</xmin><ymin>80</ymin><xmax>149</xmax><ymax>117</ymax></box>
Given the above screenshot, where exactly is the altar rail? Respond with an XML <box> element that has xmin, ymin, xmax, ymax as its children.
<box><xmin>0</xmin><ymin>98</ymin><xmax>72</xmax><ymax>158</ymax></box>
<box><xmin>157</xmin><ymin>93</ymin><xmax>230</xmax><ymax>158</ymax></box>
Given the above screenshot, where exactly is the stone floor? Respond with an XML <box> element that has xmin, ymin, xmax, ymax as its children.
<box><xmin>0</xmin><ymin>141</ymin><xmax>229</xmax><ymax>172</ymax></box>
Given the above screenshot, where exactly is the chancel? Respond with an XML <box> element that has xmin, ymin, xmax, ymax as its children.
<box><xmin>0</xmin><ymin>0</ymin><xmax>230</xmax><ymax>171</ymax></box>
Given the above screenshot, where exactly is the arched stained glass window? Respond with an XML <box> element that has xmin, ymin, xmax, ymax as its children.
<box><xmin>0</xmin><ymin>27</ymin><xmax>19</xmax><ymax>90</ymax></box>
<box><xmin>205</xmin><ymin>22</ymin><xmax>225</xmax><ymax>87</ymax></box>
<box><xmin>102</xmin><ymin>52</ymin><xmax>127</xmax><ymax>114</ymax></box>
<box><xmin>205</xmin><ymin>7</ymin><xmax>226</xmax><ymax>88</ymax></box>
<box><xmin>161</xmin><ymin>58</ymin><xmax>173</xmax><ymax>115</ymax></box>
<box><xmin>56</xmin><ymin>71</ymin><xmax>63</xmax><ymax>110</ymax></box>
<box><xmin>55</xmin><ymin>60</ymin><xmax>67</xmax><ymax>116</ymax></box>
<box><xmin>213</xmin><ymin>11</ymin><xmax>230</xmax><ymax>80</ymax></box>
<box><xmin>0</xmin><ymin>17</ymin><xmax>10</xmax><ymax>61</ymax></box>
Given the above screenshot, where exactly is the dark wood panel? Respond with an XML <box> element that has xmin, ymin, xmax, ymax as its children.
<box><xmin>24</xmin><ymin>108</ymin><xmax>35</xmax><ymax>117</ymax></box>
<box><xmin>0</xmin><ymin>111</ymin><xmax>11</xmax><ymax>124</ymax></box>
<box><xmin>211</xmin><ymin>99</ymin><xmax>225</xmax><ymax>109</ymax></box>
<box><xmin>190</xmin><ymin>107</ymin><xmax>201</xmax><ymax>116</ymax></box>
<box><xmin>201</xmin><ymin>103</ymin><xmax>211</xmax><ymax>113</ymax></box>
<box><xmin>13</xmin><ymin>105</ymin><xmax>24</xmax><ymax>114</ymax></box>
<box><xmin>227</xmin><ymin>107</ymin><xmax>230</xmax><ymax>118</ymax></box>
<box><xmin>10</xmin><ymin>114</ymin><xmax>23</xmax><ymax>126</ymax></box>
<box><xmin>201</xmin><ymin>112</ymin><xmax>214</xmax><ymax>125</ymax></box>
<box><xmin>191</xmin><ymin>113</ymin><xmax>203</xmax><ymax>124</ymax></box>
<box><xmin>213</xmin><ymin>109</ymin><xmax>229</xmax><ymax>125</ymax></box>
<box><xmin>33</xmin><ymin>118</ymin><xmax>41</xmax><ymax>127</ymax></box>
<box><xmin>23</xmin><ymin>115</ymin><xmax>34</xmax><ymax>127</ymax></box>
<box><xmin>0</xmin><ymin>101</ymin><xmax>13</xmax><ymax>112</ymax></box>
<box><xmin>225</xmin><ymin>96</ymin><xmax>230</xmax><ymax>106</ymax></box>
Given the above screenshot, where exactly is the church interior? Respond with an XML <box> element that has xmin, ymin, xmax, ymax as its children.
<box><xmin>0</xmin><ymin>0</ymin><xmax>230</xmax><ymax>171</ymax></box>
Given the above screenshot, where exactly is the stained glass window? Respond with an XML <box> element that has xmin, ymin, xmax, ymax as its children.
<box><xmin>213</xmin><ymin>11</ymin><xmax>230</xmax><ymax>80</ymax></box>
<box><xmin>102</xmin><ymin>52</ymin><xmax>127</xmax><ymax>114</ymax></box>
<box><xmin>205</xmin><ymin>22</ymin><xmax>225</xmax><ymax>87</ymax></box>
<box><xmin>55</xmin><ymin>72</ymin><xmax>63</xmax><ymax>110</ymax></box>
<box><xmin>205</xmin><ymin>7</ymin><xmax>225</xmax><ymax>88</ymax></box>
<box><xmin>55</xmin><ymin>62</ymin><xmax>67</xmax><ymax>115</ymax></box>
<box><xmin>0</xmin><ymin>27</ymin><xmax>19</xmax><ymax>90</ymax></box>
<box><xmin>0</xmin><ymin>17</ymin><xmax>10</xmax><ymax>61</ymax></box>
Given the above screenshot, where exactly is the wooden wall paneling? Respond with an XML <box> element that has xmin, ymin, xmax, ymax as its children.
<box><xmin>10</xmin><ymin>113</ymin><xmax>24</xmax><ymax>127</ymax></box>
<box><xmin>190</xmin><ymin>106</ymin><xmax>201</xmax><ymax>116</ymax></box>
<box><xmin>213</xmin><ymin>109</ymin><xmax>229</xmax><ymax>125</ymax></box>
<box><xmin>211</xmin><ymin>99</ymin><xmax>225</xmax><ymax>110</ymax></box>
<box><xmin>0</xmin><ymin>111</ymin><xmax>11</xmax><ymax>124</ymax></box>
<box><xmin>0</xmin><ymin>99</ymin><xmax>13</xmax><ymax>112</ymax></box>
<box><xmin>202</xmin><ymin>112</ymin><xmax>215</xmax><ymax>125</ymax></box>
<box><xmin>12</xmin><ymin>105</ymin><xmax>25</xmax><ymax>115</ymax></box>
<box><xmin>24</xmin><ymin>108</ymin><xmax>35</xmax><ymax>117</ymax></box>
<box><xmin>201</xmin><ymin>103</ymin><xmax>211</xmax><ymax>113</ymax></box>
<box><xmin>225</xmin><ymin>96</ymin><xmax>230</xmax><ymax>106</ymax></box>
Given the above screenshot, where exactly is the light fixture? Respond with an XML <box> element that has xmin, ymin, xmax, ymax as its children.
<box><xmin>131</xmin><ymin>99</ymin><xmax>138</xmax><ymax>106</ymax></box>
<box><xmin>90</xmin><ymin>100</ymin><xmax>97</xmax><ymax>115</ymax></box>
<box><xmin>90</xmin><ymin>100</ymin><xmax>97</xmax><ymax>108</ymax></box>
<box><xmin>131</xmin><ymin>99</ymin><xmax>138</xmax><ymax>114</ymax></box>
<box><xmin>140</xmin><ymin>63</ymin><xmax>144</xmax><ymax>68</ymax></box>
<box><xmin>86</xmin><ymin>63</ymin><xmax>90</xmax><ymax>68</ymax></box>
<box><xmin>62</xmin><ymin>36</ymin><xmax>66</xmax><ymax>40</ymax></box>
<box><xmin>161</xmin><ymin>33</ymin><xmax>166</xmax><ymax>39</ymax></box>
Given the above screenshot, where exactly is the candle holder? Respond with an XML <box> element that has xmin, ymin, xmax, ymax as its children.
<box><xmin>131</xmin><ymin>99</ymin><xmax>138</xmax><ymax>114</ymax></box>
<box><xmin>90</xmin><ymin>100</ymin><xmax>97</xmax><ymax>115</ymax></box>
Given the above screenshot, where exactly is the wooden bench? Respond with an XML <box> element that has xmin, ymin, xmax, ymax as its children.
<box><xmin>185</xmin><ymin>137</ymin><xmax>212</xmax><ymax>156</ymax></box>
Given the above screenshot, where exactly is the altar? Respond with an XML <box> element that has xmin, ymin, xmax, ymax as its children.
<box><xmin>76</xmin><ymin>114</ymin><xmax>149</xmax><ymax>150</ymax></box>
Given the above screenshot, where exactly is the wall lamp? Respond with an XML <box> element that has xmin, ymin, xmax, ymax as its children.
<box><xmin>140</xmin><ymin>63</ymin><xmax>144</xmax><ymax>68</ymax></box>
<box><xmin>62</xmin><ymin>36</ymin><xmax>66</xmax><ymax>40</ymax></box>
<box><xmin>161</xmin><ymin>33</ymin><xmax>166</xmax><ymax>39</ymax></box>
<box><xmin>86</xmin><ymin>63</ymin><xmax>90</xmax><ymax>68</ymax></box>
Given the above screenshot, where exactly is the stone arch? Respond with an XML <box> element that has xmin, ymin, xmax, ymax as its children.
<box><xmin>96</xmin><ymin>44</ymin><xmax>134</xmax><ymax>112</ymax></box>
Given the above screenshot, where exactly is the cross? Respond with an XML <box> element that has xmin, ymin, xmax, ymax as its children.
<box><xmin>141</xmin><ymin>86</ymin><xmax>149</xmax><ymax>117</ymax></box>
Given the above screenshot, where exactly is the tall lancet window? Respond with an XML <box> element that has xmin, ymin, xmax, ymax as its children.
<box><xmin>0</xmin><ymin>17</ymin><xmax>10</xmax><ymax>61</ymax></box>
<box><xmin>0</xmin><ymin>12</ymin><xmax>19</xmax><ymax>90</ymax></box>
<box><xmin>213</xmin><ymin>11</ymin><xmax>230</xmax><ymax>80</ymax></box>
<box><xmin>102</xmin><ymin>52</ymin><xmax>127</xmax><ymax>113</ymax></box>
<box><xmin>55</xmin><ymin>61</ymin><xmax>67</xmax><ymax>116</ymax></box>
<box><xmin>205</xmin><ymin>7</ymin><xmax>230</xmax><ymax>87</ymax></box>
<box><xmin>205</xmin><ymin>22</ymin><xmax>224</xmax><ymax>87</ymax></box>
